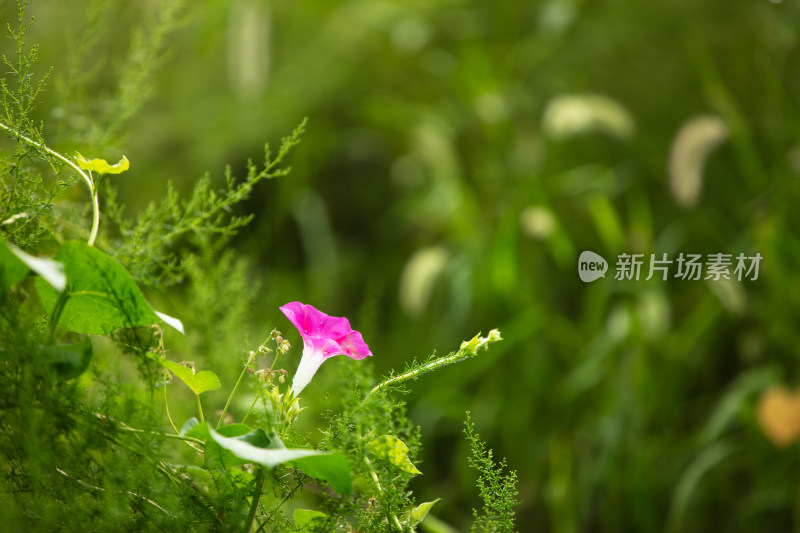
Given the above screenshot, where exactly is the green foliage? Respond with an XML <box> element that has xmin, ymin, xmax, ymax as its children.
<box><xmin>152</xmin><ymin>356</ymin><xmax>220</xmax><ymax>396</ymax></box>
<box><xmin>0</xmin><ymin>236</ymin><xmax>64</xmax><ymax>291</ymax></box>
<box><xmin>0</xmin><ymin>4</ymin><xmax>513</xmax><ymax>532</ymax></box>
<box><xmin>367</xmin><ymin>434</ymin><xmax>422</xmax><ymax>475</ymax></box>
<box><xmin>464</xmin><ymin>414</ymin><xmax>519</xmax><ymax>533</ymax></box>
<box><xmin>105</xmin><ymin>120</ymin><xmax>306</xmax><ymax>288</ymax></box>
<box><xmin>44</xmin><ymin>337</ymin><xmax>93</xmax><ymax>380</ymax></box>
<box><xmin>14</xmin><ymin>0</ymin><xmax>797</xmax><ymax>530</ymax></box>
<box><xmin>35</xmin><ymin>240</ymin><xmax>182</xmax><ymax>336</ymax></box>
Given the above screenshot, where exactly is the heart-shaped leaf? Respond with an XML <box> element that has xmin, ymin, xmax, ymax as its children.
<box><xmin>36</xmin><ymin>241</ymin><xmax>182</xmax><ymax>334</ymax></box>
<box><xmin>367</xmin><ymin>435</ymin><xmax>421</xmax><ymax>475</ymax></box>
<box><xmin>180</xmin><ymin>417</ymin><xmax>200</xmax><ymax>436</ymax></box>
<box><xmin>153</xmin><ymin>356</ymin><xmax>221</xmax><ymax>395</ymax></box>
<box><xmin>288</xmin><ymin>453</ymin><xmax>352</xmax><ymax>495</ymax></box>
<box><xmin>207</xmin><ymin>425</ymin><xmax>351</xmax><ymax>494</ymax></box>
<box><xmin>203</xmin><ymin>425</ymin><xmax>275</xmax><ymax>469</ymax></box>
<box><xmin>0</xmin><ymin>238</ymin><xmax>65</xmax><ymax>292</ymax></box>
<box><xmin>0</xmin><ymin>239</ymin><xmax>29</xmax><ymax>292</ymax></box>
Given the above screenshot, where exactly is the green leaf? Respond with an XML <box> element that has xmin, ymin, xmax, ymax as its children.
<box><xmin>0</xmin><ymin>239</ymin><xmax>29</xmax><ymax>292</ymax></box>
<box><xmin>187</xmin><ymin>421</ymin><xmax>258</xmax><ymax>440</ymax></box>
<box><xmin>0</xmin><ymin>238</ymin><xmax>65</xmax><ymax>292</ymax></box>
<box><xmin>207</xmin><ymin>425</ymin><xmax>321</xmax><ymax>466</ymax></box>
<box><xmin>188</xmin><ymin>424</ymin><xmax>282</xmax><ymax>469</ymax></box>
<box><xmin>152</xmin><ymin>356</ymin><xmax>221</xmax><ymax>395</ymax></box>
<box><xmin>44</xmin><ymin>337</ymin><xmax>92</xmax><ymax>380</ymax></box>
<box><xmin>367</xmin><ymin>435</ymin><xmax>421</xmax><ymax>475</ymax></box>
<box><xmin>75</xmin><ymin>152</ymin><xmax>130</xmax><ymax>174</ymax></box>
<box><xmin>35</xmin><ymin>241</ymin><xmax>182</xmax><ymax>334</ymax></box>
<box><xmin>289</xmin><ymin>453</ymin><xmax>352</xmax><ymax>495</ymax></box>
<box><xmin>185</xmin><ymin>421</ymin><xmax>209</xmax><ymax>440</ymax></box>
<box><xmin>179</xmin><ymin>417</ymin><xmax>199</xmax><ymax>436</ymax></box>
<box><xmin>207</xmin><ymin>425</ymin><xmax>352</xmax><ymax>494</ymax></box>
<box><xmin>294</xmin><ymin>509</ymin><xmax>328</xmax><ymax>529</ymax></box>
<box><xmin>204</xmin><ymin>426</ymin><xmax>270</xmax><ymax>468</ymax></box>
<box><xmin>404</xmin><ymin>499</ymin><xmax>440</xmax><ymax>527</ymax></box>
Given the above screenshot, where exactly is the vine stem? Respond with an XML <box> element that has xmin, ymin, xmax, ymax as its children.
<box><xmin>218</xmin><ymin>337</ymin><xmax>276</xmax><ymax>429</ymax></box>
<box><xmin>240</xmin><ymin>390</ymin><xmax>261</xmax><ymax>426</ymax></box>
<box><xmin>243</xmin><ymin>466</ymin><xmax>265</xmax><ymax>533</ymax></box>
<box><xmin>163</xmin><ymin>384</ymin><xmax>180</xmax><ymax>434</ymax></box>
<box><xmin>0</xmin><ymin>120</ymin><xmax>99</xmax><ymax>245</ymax></box>
<box><xmin>217</xmin><ymin>350</ymin><xmax>257</xmax><ymax>429</ymax></box>
<box><xmin>366</xmin><ymin>329</ymin><xmax>502</xmax><ymax>399</ymax></box>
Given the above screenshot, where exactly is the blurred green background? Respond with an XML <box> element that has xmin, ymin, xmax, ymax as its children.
<box><xmin>13</xmin><ymin>0</ymin><xmax>800</xmax><ymax>530</ymax></box>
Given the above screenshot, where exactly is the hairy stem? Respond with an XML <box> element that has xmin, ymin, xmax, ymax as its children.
<box><xmin>367</xmin><ymin>329</ymin><xmax>502</xmax><ymax>398</ymax></box>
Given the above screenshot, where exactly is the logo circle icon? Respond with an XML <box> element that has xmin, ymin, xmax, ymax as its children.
<box><xmin>578</xmin><ymin>251</ymin><xmax>608</xmax><ymax>282</ymax></box>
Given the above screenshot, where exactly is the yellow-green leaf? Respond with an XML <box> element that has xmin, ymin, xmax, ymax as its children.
<box><xmin>151</xmin><ymin>355</ymin><xmax>221</xmax><ymax>395</ymax></box>
<box><xmin>75</xmin><ymin>152</ymin><xmax>130</xmax><ymax>174</ymax></box>
<box><xmin>367</xmin><ymin>435</ymin><xmax>421</xmax><ymax>475</ymax></box>
<box><xmin>404</xmin><ymin>499</ymin><xmax>440</xmax><ymax>527</ymax></box>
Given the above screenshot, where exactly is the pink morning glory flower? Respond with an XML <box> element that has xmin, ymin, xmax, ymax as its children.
<box><xmin>279</xmin><ymin>301</ymin><xmax>372</xmax><ymax>395</ymax></box>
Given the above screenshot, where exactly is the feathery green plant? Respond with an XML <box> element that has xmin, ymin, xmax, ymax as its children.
<box><xmin>464</xmin><ymin>413</ymin><xmax>519</xmax><ymax>533</ymax></box>
<box><xmin>0</xmin><ymin>2</ymin><xmax>515</xmax><ymax>531</ymax></box>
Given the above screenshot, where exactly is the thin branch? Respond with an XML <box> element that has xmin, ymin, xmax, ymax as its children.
<box><xmin>0</xmin><ymin>119</ymin><xmax>100</xmax><ymax>244</ymax></box>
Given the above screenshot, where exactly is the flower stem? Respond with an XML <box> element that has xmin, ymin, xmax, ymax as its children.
<box><xmin>217</xmin><ymin>350</ymin><xmax>257</xmax><ymax>429</ymax></box>
<box><xmin>240</xmin><ymin>390</ymin><xmax>261</xmax><ymax>426</ymax></box>
<box><xmin>88</xmin><ymin>176</ymin><xmax>100</xmax><ymax>246</ymax></box>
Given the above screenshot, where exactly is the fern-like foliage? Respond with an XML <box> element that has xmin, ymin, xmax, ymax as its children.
<box><xmin>0</xmin><ymin>0</ymin><xmax>65</xmax><ymax>249</ymax></box>
<box><xmin>464</xmin><ymin>412</ymin><xmax>519</xmax><ymax>533</ymax></box>
<box><xmin>104</xmin><ymin>119</ymin><xmax>306</xmax><ymax>288</ymax></box>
